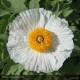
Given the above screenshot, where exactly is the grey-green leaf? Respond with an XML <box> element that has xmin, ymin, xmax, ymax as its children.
<box><xmin>7</xmin><ymin>0</ymin><xmax>27</xmax><ymax>13</ymax></box>
<box><xmin>0</xmin><ymin>9</ymin><xmax>10</xmax><ymax>17</ymax></box>
<box><xmin>63</xmin><ymin>7</ymin><xmax>73</xmax><ymax>17</ymax></box>
<box><xmin>6</xmin><ymin>63</ymin><xmax>24</xmax><ymax>75</ymax></box>
<box><xmin>6</xmin><ymin>64</ymin><xmax>18</xmax><ymax>75</ymax></box>
<box><xmin>15</xmin><ymin>64</ymin><xmax>24</xmax><ymax>75</ymax></box>
<box><xmin>29</xmin><ymin>0</ymin><xmax>40</xmax><ymax>9</ymax></box>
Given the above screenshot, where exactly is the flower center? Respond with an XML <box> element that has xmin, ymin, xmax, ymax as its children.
<box><xmin>28</xmin><ymin>28</ymin><xmax>53</xmax><ymax>52</ymax></box>
<box><xmin>37</xmin><ymin>36</ymin><xmax>44</xmax><ymax>43</ymax></box>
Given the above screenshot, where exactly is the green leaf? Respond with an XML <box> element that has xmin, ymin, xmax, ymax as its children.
<box><xmin>51</xmin><ymin>0</ymin><xmax>57</xmax><ymax>7</ymax></box>
<box><xmin>8</xmin><ymin>13</ymin><xmax>16</xmax><ymax>22</ymax></box>
<box><xmin>1</xmin><ymin>0</ymin><xmax>11</xmax><ymax>9</ymax></box>
<box><xmin>45</xmin><ymin>0</ymin><xmax>51</xmax><ymax>9</ymax></box>
<box><xmin>2</xmin><ymin>59</ymin><xmax>14</xmax><ymax>75</ymax></box>
<box><xmin>70</xmin><ymin>26</ymin><xmax>76</xmax><ymax>32</ymax></box>
<box><xmin>6</xmin><ymin>63</ymin><xmax>24</xmax><ymax>75</ymax></box>
<box><xmin>22</xmin><ymin>71</ymin><xmax>29</xmax><ymax>75</ymax></box>
<box><xmin>63</xmin><ymin>7</ymin><xmax>73</xmax><ymax>17</ymax></box>
<box><xmin>15</xmin><ymin>64</ymin><xmax>24</xmax><ymax>75</ymax></box>
<box><xmin>0</xmin><ymin>9</ymin><xmax>10</xmax><ymax>17</ymax></box>
<box><xmin>51</xmin><ymin>0</ymin><xmax>58</xmax><ymax>12</ymax></box>
<box><xmin>29</xmin><ymin>0</ymin><xmax>40</xmax><ymax>9</ymax></box>
<box><xmin>0</xmin><ymin>34</ymin><xmax>8</xmax><ymax>40</ymax></box>
<box><xmin>51</xmin><ymin>1</ymin><xmax>62</xmax><ymax>17</ymax></box>
<box><xmin>0</xmin><ymin>0</ymin><xmax>6</xmax><ymax>9</ymax></box>
<box><xmin>55</xmin><ymin>11</ymin><xmax>62</xmax><ymax>16</ymax></box>
<box><xmin>74</xmin><ymin>45</ymin><xmax>80</xmax><ymax>52</ymax></box>
<box><xmin>0</xmin><ymin>56</ymin><xmax>10</xmax><ymax>64</ymax></box>
<box><xmin>2</xmin><ymin>63</ymin><xmax>12</xmax><ymax>75</ymax></box>
<box><xmin>0</xmin><ymin>19</ymin><xmax>8</xmax><ymax>33</ymax></box>
<box><xmin>7</xmin><ymin>0</ymin><xmax>27</xmax><ymax>13</ymax></box>
<box><xmin>6</xmin><ymin>64</ymin><xmax>18</xmax><ymax>75</ymax></box>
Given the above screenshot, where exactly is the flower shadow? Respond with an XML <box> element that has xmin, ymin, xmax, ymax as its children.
<box><xmin>43</xmin><ymin>31</ymin><xmax>60</xmax><ymax>53</ymax></box>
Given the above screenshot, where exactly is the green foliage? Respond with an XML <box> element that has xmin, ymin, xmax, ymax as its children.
<box><xmin>8</xmin><ymin>0</ymin><xmax>27</xmax><ymax>13</ymax></box>
<box><xmin>0</xmin><ymin>0</ymin><xmax>80</xmax><ymax>79</ymax></box>
<box><xmin>1</xmin><ymin>0</ymin><xmax>27</xmax><ymax>13</ymax></box>
<box><xmin>63</xmin><ymin>7</ymin><xmax>73</xmax><ymax>17</ymax></box>
<box><xmin>6</xmin><ymin>63</ymin><xmax>24</xmax><ymax>75</ymax></box>
<box><xmin>29</xmin><ymin>0</ymin><xmax>40</xmax><ymax>9</ymax></box>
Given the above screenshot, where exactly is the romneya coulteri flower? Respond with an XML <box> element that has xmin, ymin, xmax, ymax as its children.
<box><xmin>7</xmin><ymin>8</ymin><xmax>74</xmax><ymax>73</ymax></box>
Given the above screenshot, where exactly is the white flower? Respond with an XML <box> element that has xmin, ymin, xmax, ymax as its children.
<box><xmin>7</xmin><ymin>8</ymin><xmax>74</xmax><ymax>73</ymax></box>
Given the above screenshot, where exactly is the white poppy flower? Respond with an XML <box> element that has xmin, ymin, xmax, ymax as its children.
<box><xmin>7</xmin><ymin>8</ymin><xmax>74</xmax><ymax>73</ymax></box>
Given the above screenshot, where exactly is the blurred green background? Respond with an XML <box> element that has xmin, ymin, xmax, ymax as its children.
<box><xmin>0</xmin><ymin>0</ymin><xmax>80</xmax><ymax>79</ymax></box>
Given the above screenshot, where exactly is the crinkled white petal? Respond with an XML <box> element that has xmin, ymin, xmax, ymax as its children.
<box><xmin>7</xmin><ymin>8</ymin><xmax>74</xmax><ymax>73</ymax></box>
<box><xmin>23</xmin><ymin>50</ymin><xmax>57</xmax><ymax>73</ymax></box>
<box><xmin>45</xmin><ymin>15</ymin><xmax>74</xmax><ymax>52</ymax></box>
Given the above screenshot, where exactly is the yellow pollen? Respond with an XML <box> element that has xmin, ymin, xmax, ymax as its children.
<box><xmin>28</xmin><ymin>28</ymin><xmax>53</xmax><ymax>52</ymax></box>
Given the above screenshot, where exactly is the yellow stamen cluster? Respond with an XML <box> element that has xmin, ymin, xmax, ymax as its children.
<box><xmin>28</xmin><ymin>28</ymin><xmax>53</xmax><ymax>52</ymax></box>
